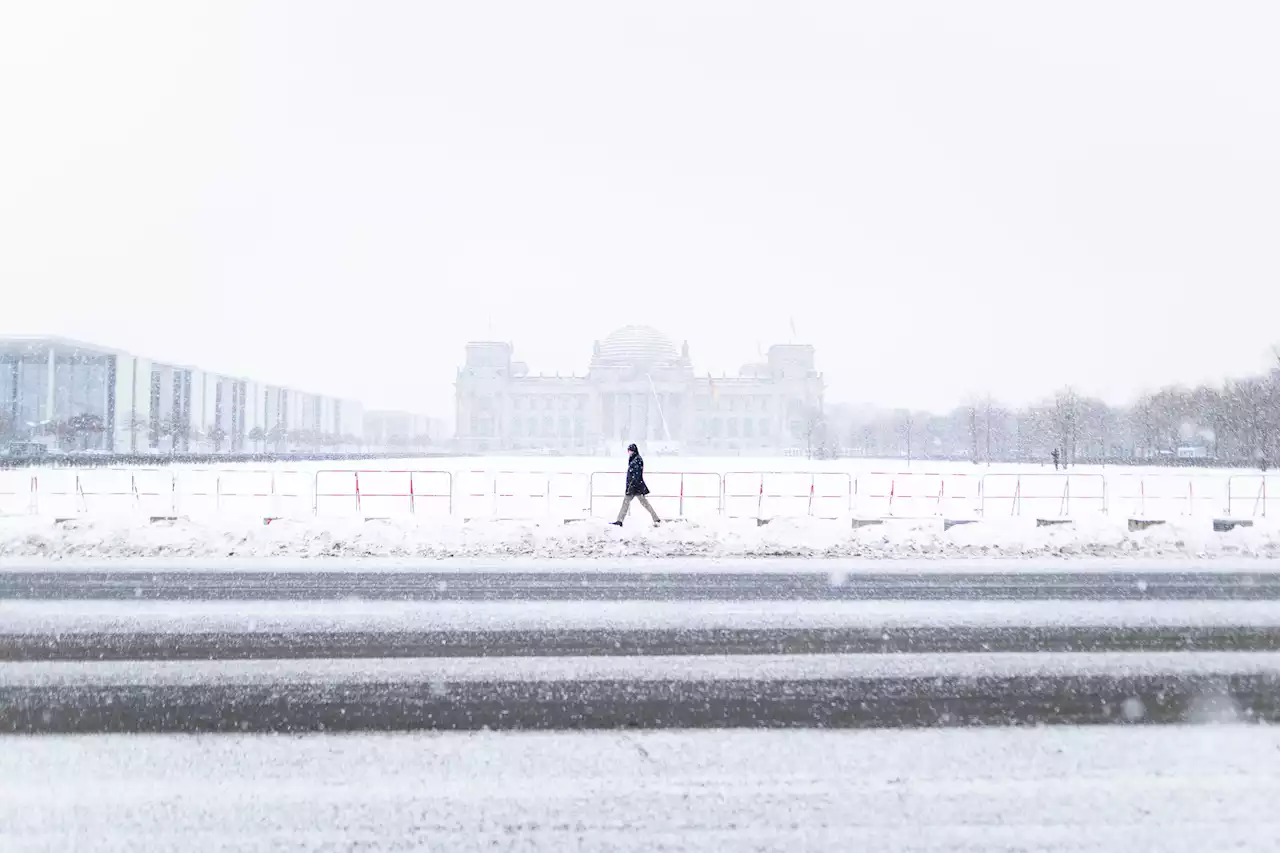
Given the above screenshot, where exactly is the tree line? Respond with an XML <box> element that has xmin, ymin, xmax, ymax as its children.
<box><xmin>816</xmin><ymin>365</ymin><xmax>1280</xmax><ymax>468</ymax></box>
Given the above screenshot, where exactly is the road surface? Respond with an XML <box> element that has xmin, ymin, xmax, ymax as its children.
<box><xmin>4</xmin><ymin>563</ymin><xmax>1280</xmax><ymax>731</ymax></box>
<box><xmin>3</xmin><ymin>728</ymin><xmax>1279</xmax><ymax>852</ymax></box>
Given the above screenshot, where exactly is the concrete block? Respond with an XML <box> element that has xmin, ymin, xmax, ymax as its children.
<box><xmin>148</xmin><ymin>516</ymin><xmax>183</xmax><ymax>524</ymax></box>
<box><xmin>851</xmin><ymin>518</ymin><xmax>885</xmax><ymax>529</ymax></box>
<box><xmin>944</xmin><ymin>519</ymin><xmax>979</xmax><ymax>531</ymax></box>
<box><xmin>1128</xmin><ymin>519</ymin><xmax>1166</xmax><ymax>532</ymax></box>
<box><xmin>1214</xmin><ymin>519</ymin><xmax>1254</xmax><ymax>533</ymax></box>
<box><xmin>1036</xmin><ymin>519</ymin><xmax>1074</xmax><ymax>528</ymax></box>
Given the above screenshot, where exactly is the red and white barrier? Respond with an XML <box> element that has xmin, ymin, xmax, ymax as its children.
<box><xmin>722</xmin><ymin>471</ymin><xmax>852</xmax><ymax>520</ymax></box>
<box><xmin>589</xmin><ymin>471</ymin><xmax>724</xmax><ymax>520</ymax></box>
<box><xmin>0</xmin><ymin>471</ymin><xmax>35</xmax><ymax>516</ymax></box>
<box><xmin>854</xmin><ymin>472</ymin><xmax>978</xmax><ymax>518</ymax></box>
<box><xmin>6</xmin><ymin>465</ymin><xmax>1273</xmax><ymax>524</ymax></box>
<box><xmin>1226</xmin><ymin>475</ymin><xmax>1280</xmax><ymax>519</ymax></box>
<box><xmin>314</xmin><ymin>469</ymin><xmax>452</xmax><ymax>518</ymax></box>
<box><xmin>978</xmin><ymin>473</ymin><xmax>1107</xmax><ymax>518</ymax></box>
<box><xmin>1109</xmin><ymin>473</ymin><xmax>1226</xmax><ymax>518</ymax></box>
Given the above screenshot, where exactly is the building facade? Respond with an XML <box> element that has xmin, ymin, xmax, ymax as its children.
<box><xmin>0</xmin><ymin>336</ymin><xmax>364</xmax><ymax>453</ymax></box>
<box><xmin>455</xmin><ymin>326</ymin><xmax>825</xmax><ymax>454</ymax></box>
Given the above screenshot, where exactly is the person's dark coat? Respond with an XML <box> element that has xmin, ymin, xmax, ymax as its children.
<box><xmin>625</xmin><ymin>450</ymin><xmax>650</xmax><ymax>496</ymax></box>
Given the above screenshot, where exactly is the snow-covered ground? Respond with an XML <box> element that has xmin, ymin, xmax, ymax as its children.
<box><xmin>4</xmin><ymin>728</ymin><xmax>1278</xmax><ymax>852</ymax></box>
<box><xmin>4</xmin><ymin>513</ymin><xmax>1280</xmax><ymax>560</ymax></box>
<box><xmin>6</xmin><ymin>651</ymin><xmax>1280</xmax><ymax>687</ymax></box>
<box><xmin>9</xmin><ymin>599</ymin><xmax>1280</xmax><ymax>634</ymax></box>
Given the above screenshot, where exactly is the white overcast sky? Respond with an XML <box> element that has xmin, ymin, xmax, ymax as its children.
<box><xmin>2</xmin><ymin>1</ymin><xmax>1278</xmax><ymax>414</ymax></box>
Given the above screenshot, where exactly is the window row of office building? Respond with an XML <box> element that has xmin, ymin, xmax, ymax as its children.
<box><xmin>0</xmin><ymin>336</ymin><xmax>364</xmax><ymax>453</ymax></box>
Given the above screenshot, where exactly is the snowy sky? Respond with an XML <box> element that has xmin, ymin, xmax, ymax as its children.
<box><xmin>2</xmin><ymin>1</ymin><xmax>1278</xmax><ymax>414</ymax></box>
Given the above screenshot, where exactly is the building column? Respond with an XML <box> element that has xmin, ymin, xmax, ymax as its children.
<box><xmin>45</xmin><ymin>345</ymin><xmax>56</xmax><ymax>424</ymax></box>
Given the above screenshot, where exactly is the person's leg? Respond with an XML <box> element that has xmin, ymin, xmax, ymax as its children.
<box><xmin>616</xmin><ymin>495</ymin><xmax>634</xmax><ymax>524</ymax></box>
<box><xmin>637</xmin><ymin>495</ymin><xmax>660</xmax><ymax>522</ymax></box>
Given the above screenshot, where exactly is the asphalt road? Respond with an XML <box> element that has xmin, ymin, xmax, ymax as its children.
<box><xmin>4</xmin><ymin>568</ymin><xmax>1280</xmax><ymax>600</ymax></box>
<box><xmin>6</xmin><ymin>562</ymin><xmax>1280</xmax><ymax>732</ymax></box>
<box><xmin>7</xmin><ymin>625</ymin><xmax>1280</xmax><ymax>660</ymax></box>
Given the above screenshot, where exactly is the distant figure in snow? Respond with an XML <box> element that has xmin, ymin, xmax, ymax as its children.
<box><xmin>1052</xmin><ymin>448</ymin><xmax>1061</xmax><ymax>471</ymax></box>
<box><xmin>613</xmin><ymin>443</ymin><xmax>661</xmax><ymax>527</ymax></box>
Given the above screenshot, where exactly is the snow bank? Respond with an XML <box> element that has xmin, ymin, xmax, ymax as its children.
<box><xmin>4</xmin><ymin>515</ymin><xmax>1280</xmax><ymax>560</ymax></box>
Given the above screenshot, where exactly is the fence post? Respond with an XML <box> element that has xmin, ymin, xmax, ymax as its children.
<box><xmin>807</xmin><ymin>475</ymin><xmax>815</xmax><ymax>517</ymax></box>
<box><xmin>679</xmin><ymin>473</ymin><xmax>685</xmax><ymax>519</ymax></box>
<box><xmin>410</xmin><ymin>472</ymin><xmax>417</xmax><ymax>516</ymax></box>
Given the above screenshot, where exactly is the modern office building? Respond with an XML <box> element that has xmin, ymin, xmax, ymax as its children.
<box><xmin>0</xmin><ymin>336</ymin><xmax>363</xmax><ymax>453</ymax></box>
<box><xmin>454</xmin><ymin>325</ymin><xmax>825</xmax><ymax>454</ymax></box>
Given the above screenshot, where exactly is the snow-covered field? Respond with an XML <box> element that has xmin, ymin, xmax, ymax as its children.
<box><xmin>4</xmin><ymin>728</ymin><xmax>1279</xmax><ymax>852</ymax></box>
<box><xmin>4</xmin><ymin>513</ymin><xmax>1280</xmax><ymax>560</ymax></box>
<box><xmin>3</xmin><ymin>456</ymin><xmax>1278</xmax><ymax>560</ymax></box>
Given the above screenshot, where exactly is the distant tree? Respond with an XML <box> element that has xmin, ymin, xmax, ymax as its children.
<box><xmin>67</xmin><ymin>413</ymin><xmax>105</xmax><ymax>451</ymax></box>
<box><xmin>895</xmin><ymin>409</ymin><xmax>916</xmax><ymax>464</ymax></box>
<box><xmin>50</xmin><ymin>419</ymin><xmax>77</xmax><ymax>451</ymax></box>
<box><xmin>208</xmin><ymin>425</ymin><xmax>228</xmax><ymax>453</ymax></box>
<box><xmin>1052</xmin><ymin>387</ymin><xmax>1081</xmax><ymax>466</ymax></box>
<box><xmin>267</xmin><ymin>424</ymin><xmax>287</xmax><ymax>453</ymax></box>
<box><xmin>247</xmin><ymin>426</ymin><xmax>266</xmax><ymax>453</ymax></box>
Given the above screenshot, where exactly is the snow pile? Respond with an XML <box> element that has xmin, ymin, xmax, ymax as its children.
<box><xmin>3</xmin><ymin>515</ymin><xmax>1280</xmax><ymax>560</ymax></box>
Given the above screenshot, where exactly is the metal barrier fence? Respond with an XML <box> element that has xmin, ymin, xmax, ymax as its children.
<box><xmin>588</xmin><ymin>471</ymin><xmax>723</xmax><ymax>519</ymax></box>
<box><xmin>855</xmin><ymin>472</ymin><xmax>979</xmax><ymax>518</ymax></box>
<box><xmin>1109</xmin><ymin>473</ymin><xmax>1226</xmax><ymax>518</ymax></box>
<box><xmin>722</xmin><ymin>472</ymin><xmax>853</xmax><ymax>519</ymax></box>
<box><xmin>2</xmin><ymin>468</ymin><xmax>1274</xmax><ymax>522</ymax></box>
<box><xmin>0</xmin><ymin>471</ymin><xmax>36</xmax><ymax>516</ymax></box>
<box><xmin>315</xmin><ymin>470</ymin><xmax>453</xmax><ymax>518</ymax></box>
<box><xmin>978</xmin><ymin>473</ymin><xmax>1108</xmax><ymax>518</ymax></box>
<box><xmin>1226</xmin><ymin>475</ymin><xmax>1279</xmax><ymax>519</ymax></box>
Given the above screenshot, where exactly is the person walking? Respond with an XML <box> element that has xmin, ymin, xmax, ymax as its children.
<box><xmin>613</xmin><ymin>443</ymin><xmax>661</xmax><ymax>527</ymax></box>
